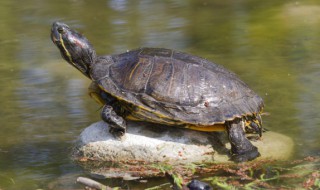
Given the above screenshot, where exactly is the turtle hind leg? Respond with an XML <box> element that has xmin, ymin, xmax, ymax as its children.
<box><xmin>226</xmin><ymin>118</ymin><xmax>260</xmax><ymax>162</ymax></box>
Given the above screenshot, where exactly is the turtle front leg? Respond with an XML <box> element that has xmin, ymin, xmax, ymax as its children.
<box><xmin>88</xmin><ymin>82</ymin><xmax>127</xmax><ymax>138</ymax></box>
<box><xmin>226</xmin><ymin>118</ymin><xmax>260</xmax><ymax>162</ymax></box>
<box><xmin>101</xmin><ymin>105</ymin><xmax>127</xmax><ymax>139</ymax></box>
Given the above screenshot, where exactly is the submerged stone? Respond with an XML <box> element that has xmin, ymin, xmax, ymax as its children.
<box><xmin>72</xmin><ymin>121</ymin><xmax>293</xmax><ymax>178</ymax></box>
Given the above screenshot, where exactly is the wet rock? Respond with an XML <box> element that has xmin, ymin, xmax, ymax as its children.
<box><xmin>72</xmin><ymin>121</ymin><xmax>293</xmax><ymax>178</ymax></box>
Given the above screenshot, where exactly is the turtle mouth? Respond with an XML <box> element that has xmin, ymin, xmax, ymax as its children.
<box><xmin>50</xmin><ymin>26</ymin><xmax>62</xmax><ymax>46</ymax></box>
<box><xmin>51</xmin><ymin>33</ymin><xmax>60</xmax><ymax>45</ymax></box>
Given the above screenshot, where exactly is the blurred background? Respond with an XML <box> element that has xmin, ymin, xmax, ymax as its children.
<box><xmin>0</xmin><ymin>0</ymin><xmax>320</xmax><ymax>189</ymax></box>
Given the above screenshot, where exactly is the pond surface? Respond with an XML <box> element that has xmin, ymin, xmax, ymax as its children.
<box><xmin>0</xmin><ymin>0</ymin><xmax>320</xmax><ymax>189</ymax></box>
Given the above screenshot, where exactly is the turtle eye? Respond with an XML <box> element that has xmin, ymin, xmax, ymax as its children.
<box><xmin>57</xmin><ymin>27</ymin><xmax>65</xmax><ymax>34</ymax></box>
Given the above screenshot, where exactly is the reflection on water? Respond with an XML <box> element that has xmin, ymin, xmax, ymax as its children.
<box><xmin>297</xmin><ymin>64</ymin><xmax>320</xmax><ymax>156</ymax></box>
<box><xmin>0</xmin><ymin>0</ymin><xmax>320</xmax><ymax>189</ymax></box>
<box><xmin>18</xmin><ymin>68</ymin><xmax>54</xmax><ymax>115</ymax></box>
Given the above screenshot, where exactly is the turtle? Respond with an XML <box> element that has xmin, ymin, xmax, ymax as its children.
<box><xmin>51</xmin><ymin>21</ymin><xmax>264</xmax><ymax>162</ymax></box>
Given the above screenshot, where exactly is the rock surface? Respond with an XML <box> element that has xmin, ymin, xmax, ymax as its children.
<box><xmin>72</xmin><ymin>121</ymin><xmax>293</xmax><ymax>178</ymax></box>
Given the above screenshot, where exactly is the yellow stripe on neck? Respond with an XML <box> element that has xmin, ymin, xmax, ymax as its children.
<box><xmin>59</xmin><ymin>33</ymin><xmax>77</xmax><ymax>67</ymax></box>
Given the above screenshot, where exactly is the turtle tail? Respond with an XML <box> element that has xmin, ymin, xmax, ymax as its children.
<box><xmin>244</xmin><ymin>113</ymin><xmax>263</xmax><ymax>137</ymax></box>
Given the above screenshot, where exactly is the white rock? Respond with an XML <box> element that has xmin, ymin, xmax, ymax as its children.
<box><xmin>75</xmin><ymin>121</ymin><xmax>215</xmax><ymax>164</ymax></box>
<box><xmin>73</xmin><ymin>121</ymin><xmax>294</xmax><ymax>178</ymax></box>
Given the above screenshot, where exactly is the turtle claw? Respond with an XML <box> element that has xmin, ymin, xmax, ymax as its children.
<box><xmin>230</xmin><ymin>146</ymin><xmax>260</xmax><ymax>163</ymax></box>
<box><xmin>109</xmin><ymin>127</ymin><xmax>126</xmax><ymax>141</ymax></box>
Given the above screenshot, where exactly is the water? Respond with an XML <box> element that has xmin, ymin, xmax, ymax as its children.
<box><xmin>0</xmin><ymin>0</ymin><xmax>320</xmax><ymax>189</ymax></box>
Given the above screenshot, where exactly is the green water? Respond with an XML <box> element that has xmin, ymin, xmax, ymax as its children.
<box><xmin>0</xmin><ymin>0</ymin><xmax>319</xmax><ymax>189</ymax></box>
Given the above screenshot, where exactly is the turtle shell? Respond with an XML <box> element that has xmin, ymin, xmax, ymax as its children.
<box><xmin>90</xmin><ymin>48</ymin><xmax>263</xmax><ymax>126</ymax></box>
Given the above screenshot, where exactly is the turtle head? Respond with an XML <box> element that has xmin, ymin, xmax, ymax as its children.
<box><xmin>51</xmin><ymin>21</ymin><xmax>96</xmax><ymax>78</ymax></box>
